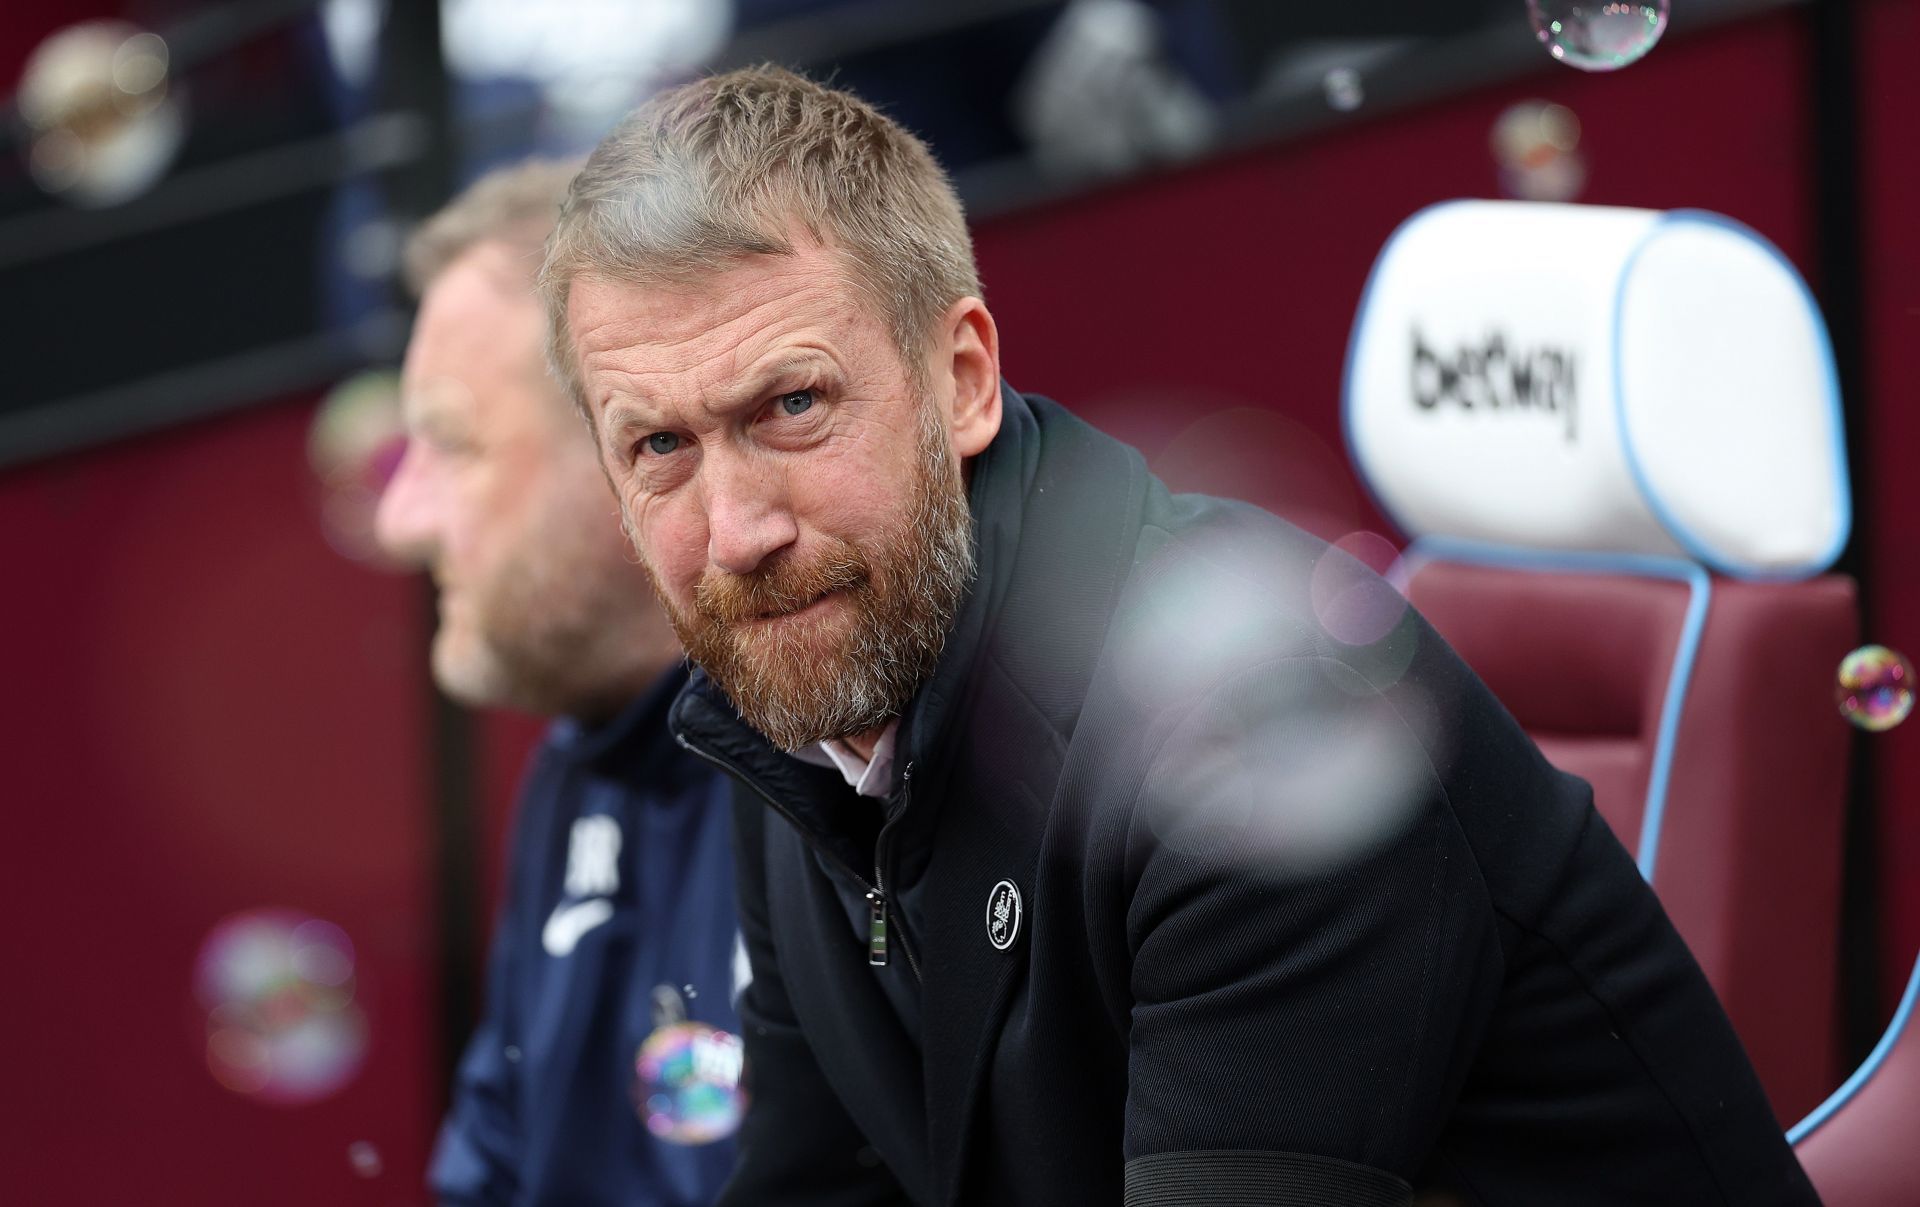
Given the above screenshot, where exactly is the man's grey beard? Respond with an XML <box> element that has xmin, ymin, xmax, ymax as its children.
<box><xmin>645</xmin><ymin>403</ymin><xmax>976</xmax><ymax>751</ymax></box>
<box><xmin>435</xmin><ymin>535</ymin><xmax>652</xmax><ymax>721</ymax></box>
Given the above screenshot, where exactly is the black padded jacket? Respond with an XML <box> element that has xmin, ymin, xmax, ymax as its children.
<box><xmin>670</xmin><ymin>385</ymin><xmax>1820</xmax><ymax>1207</ymax></box>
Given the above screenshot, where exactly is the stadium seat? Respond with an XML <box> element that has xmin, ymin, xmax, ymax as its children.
<box><xmin>1791</xmin><ymin>953</ymin><xmax>1920</xmax><ymax>1204</ymax></box>
<box><xmin>1343</xmin><ymin>201</ymin><xmax>1858</xmax><ymax>1122</ymax></box>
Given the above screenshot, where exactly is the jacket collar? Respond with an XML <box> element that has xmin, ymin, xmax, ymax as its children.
<box><xmin>550</xmin><ymin>664</ymin><xmax>693</xmax><ymax>780</ymax></box>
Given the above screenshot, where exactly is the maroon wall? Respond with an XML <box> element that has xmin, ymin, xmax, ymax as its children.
<box><xmin>1856</xmin><ymin>0</ymin><xmax>1920</xmax><ymax>1016</ymax></box>
<box><xmin>0</xmin><ymin>399</ymin><xmax>441</xmax><ymax>1205</ymax></box>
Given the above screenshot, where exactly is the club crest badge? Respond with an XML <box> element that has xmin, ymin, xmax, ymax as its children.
<box><xmin>985</xmin><ymin>879</ymin><xmax>1022</xmax><ymax>951</ymax></box>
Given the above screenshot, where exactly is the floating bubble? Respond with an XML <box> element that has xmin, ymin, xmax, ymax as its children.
<box><xmin>1150</xmin><ymin>406</ymin><xmax>1361</xmax><ymax>542</ymax></box>
<box><xmin>205</xmin><ymin>1021</ymin><xmax>272</xmax><ymax>1096</ymax></box>
<box><xmin>1527</xmin><ymin>1</ymin><xmax>1669</xmax><ymax>72</ymax></box>
<box><xmin>682</xmin><ymin>984</ymin><xmax>698</xmax><ymax>1000</ymax></box>
<box><xmin>1136</xmin><ymin>665</ymin><xmax>1436</xmax><ymax>881</ymax></box>
<box><xmin>1111</xmin><ymin>523</ymin><xmax>1318</xmax><ymax>713</ymax></box>
<box><xmin>1490</xmin><ymin>100</ymin><xmax>1587</xmax><ymax>202</ymax></box>
<box><xmin>1322</xmin><ymin>68</ymin><xmax>1364</xmax><ymax>112</ymax></box>
<box><xmin>290</xmin><ymin>919</ymin><xmax>357</xmax><ymax>990</ymax></box>
<box><xmin>634</xmin><ymin>1022</ymin><xmax>747</xmax><ymax>1145</ymax></box>
<box><xmin>309</xmin><ymin>370</ymin><xmax>407</xmax><ymax>565</ymax></box>
<box><xmin>1836</xmin><ymin>645</ymin><xmax>1915</xmax><ymax>732</ymax></box>
<box><xmin>16</xmin><ymin>22</ymin><xmax>185</xmax><ymax>206</ymax></box>
<box><xmin>1310</xmin><ymin>533</ymin><xmax>1408</xmax><ymax>648</ymax></box>
<box><xmin>347</xmin><ymin>1141</ymin><xmax>383</xmax><ymax>1179</ymax></box>
<box><xmin>193</xmin><ymin>909</ymin><xmax>369</xmax><ymax>1105</ymax></box>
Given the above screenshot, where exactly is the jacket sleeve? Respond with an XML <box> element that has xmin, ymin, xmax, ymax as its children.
<box><xmin>429</xmin><ymin>913</ymin><xmax>522</xmax><ymax>1207</ymax></box>
<box><xmin>432</xmin><ymin>742</ymin><xmax>560</xmax><ymax>1207</ymax></box>
<box><xmin>1120</xmin><ymin>654</ymin><xmax>1504</xmax><ymax>1207</ymax></box>
<box><xmin>716</xmin><ymin>792</ymin><xmax>915</xmax><ymax>1207</ymax></box>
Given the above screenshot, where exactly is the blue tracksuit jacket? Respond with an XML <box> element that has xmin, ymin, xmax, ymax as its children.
<box><xmin>432</xmin><ymin>667</ymin><xmax>742</xmax><ymax>1206</ymax></box>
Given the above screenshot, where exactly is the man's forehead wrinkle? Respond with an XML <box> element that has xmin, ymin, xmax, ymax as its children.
<box><xmin>581</xmin><ymin>279</ymin><xmax>856</xmax><ymax>415</ymax></box>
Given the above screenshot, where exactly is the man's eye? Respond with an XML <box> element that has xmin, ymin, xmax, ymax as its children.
<box><xmin>645</xmin><ymin>432</ymin><xmax>680</xmax><ymax>455</ymax></box>
<box><xmin>776</xmin><ymin>389</ymin><xmax>815</xmax><ymax>416</ymax></box>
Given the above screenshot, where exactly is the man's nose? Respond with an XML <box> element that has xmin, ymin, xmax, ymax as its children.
<box><xmin>702</xmin><ymin>451</ymin><xmax>798</xmax><ymax>576</ymax></box>
<box><xmin>374</xmin><ymin>443</ymin><xmax>437</xmax><ymax>566</ymax></box>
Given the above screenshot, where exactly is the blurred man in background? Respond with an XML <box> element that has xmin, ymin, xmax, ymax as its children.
<box><xmin>376</xmin><ymin>160</ymin><xmax>742</xmax><ymax>1207</ymax></box>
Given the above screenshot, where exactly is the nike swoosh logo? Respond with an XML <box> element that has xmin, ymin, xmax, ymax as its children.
<box><xmin>542</xmin><ymin>898</ymin><xmax>614</xmax><ymax>957</ymax></box>
<box><xmin>731</xmin><ymin>930</ymin><xmax>753</xmax><ymax>1006</ymax></box>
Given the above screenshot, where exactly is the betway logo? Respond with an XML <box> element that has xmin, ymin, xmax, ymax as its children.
<box><xmin>1411</xmin><ymin>329</ymin><xmax>1578</xmax><ymax>443</ymax></box>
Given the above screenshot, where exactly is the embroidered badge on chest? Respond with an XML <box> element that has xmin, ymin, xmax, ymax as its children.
<box><xmin>986</xmin><ymin>879</ymin><xmax>1022</xmax><ymax>951</ymax></box>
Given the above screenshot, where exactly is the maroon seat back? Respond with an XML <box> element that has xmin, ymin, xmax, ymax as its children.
<box><xmin>1792</xmin><ymin>955</ymin><xmax>1920</xmax><ymax>1204</ymax></box>
<box><xmin>1406</xmin><ymin>559</ymin><xmax>1857</xmax><ymax>1123</ymax></box>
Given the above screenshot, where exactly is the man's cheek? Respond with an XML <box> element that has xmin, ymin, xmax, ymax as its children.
<box><xmin>788</xmin><ymin>468</ymin><xmax>883</xmax><ymax>545</ymax></box>
<box><xmin>640</xmin><ymin>510</ymin><xmax>708</xmax><ymax>612</ymax></box>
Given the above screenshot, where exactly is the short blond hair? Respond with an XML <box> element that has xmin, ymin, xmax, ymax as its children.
<box><xmin>404</xmin><ymin>157</ymin><xmax>583</xmax><ymax>296</ymax></box>
<box><xmin>539</xmin><ymin>64</ymin><xmax>981</xmax><ymax>426</ymax></box>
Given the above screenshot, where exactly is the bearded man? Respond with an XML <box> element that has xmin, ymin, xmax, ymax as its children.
<box><xmin>377</xmin><ymin>160</ymin><xmax>743</xmax><ymax>1207</ymax></box>
<box><xmin>540</xmin><ymin>68</ymin><xmax>1819</xmax><ymax>1207</ymax></box>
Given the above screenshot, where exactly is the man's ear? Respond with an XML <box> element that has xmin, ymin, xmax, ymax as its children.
<box><xmin>942</xmin><ymin>297</ymin><xmax>1002</xmax><ymax>458</ymax></box>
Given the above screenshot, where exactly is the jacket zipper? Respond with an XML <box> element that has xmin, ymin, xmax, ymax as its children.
<box><xmin>869</xmin><ymin>761</ymin><xmax>920</xmax><ymax>980</ymax></box>
<box><xmin>674</xmin><ymin>733</ymin><xmax>922</xmax><ymax>983</ymax></box>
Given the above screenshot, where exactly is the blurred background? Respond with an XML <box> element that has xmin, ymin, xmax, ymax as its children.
<box><xmin>3</xmin><ymin>0</ymin><xmax>1916</xmax><ymax>1202</ymax></box>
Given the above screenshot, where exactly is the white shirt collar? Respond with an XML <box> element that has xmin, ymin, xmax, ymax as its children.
<box><xmin>791</xmin><ymin>719</ymin><xmax>899</xmax><ymax>799</ymax></box>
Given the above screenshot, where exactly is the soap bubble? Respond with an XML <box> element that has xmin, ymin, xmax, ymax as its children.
<box><xmin>1527</xmin><ymin>1</ymin><xmax>1669</xmax><ymax>72</ymax></box>
<box><xmin>1310</xmin><ymin>532</ymin><xmax>1408</xmax><ymax>648</ymax></box>
<box><xmin>346</xmin><ymin>1141</ymin><xmax>383</xmax><ymax>1178</ymax></box>
<box><xmin>1111</xmin><ymin>518</ymin><xmax>1437</xmax><ymax>883</ymax></box>
<box><xmin>1322</xmin><ymin>68</ymin><xmax>1364</xmax><ymax>112</ymax></box>
<box><xmin>15</xmin><ymin>21</ymin><xmax>185</xmax><ymax>206</ymax></box>
<box><xmin>1136</xmin><ymin>664</ymin><xmax>1436</xmax><ymax>881</ymax></box>
<box><xmin>1490</xmin><ymin>100</ymin><xmax>1587</xmax><ymax>202</ymax></box>
<box><xmin>1836</xmin><ymin>645</ymin><xmax>1915</xmax><ymax>732</ymax></box>
<box><xmin>634</xmin><ymin>1022</ymin><xmax>746</xmax><ymax>1145</ymax></box>
<box><xmin>1150</xmin><ymin>406</ymin><xmax>1361</xmax><ymax>543</ymax></box>
<box><xmin>193</xmin><ymin>909</ymin><xmax>369</xmax><ymax>1104</ymax></box>
<box><xmin>308</xmin><ymin>370</ymin><xmax>407</xmax><ymax>565</ymax></box>
<box><xmin>1110</xmin><ymin>522</ymin><xmax>1319</xmax><ymax>713</ymax></box>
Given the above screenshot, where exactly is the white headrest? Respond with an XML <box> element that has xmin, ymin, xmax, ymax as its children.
<box><xmin>1342</xmin><ymin>200</ymin><xmax>1850</xmax><ymax>580</ymax></box>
